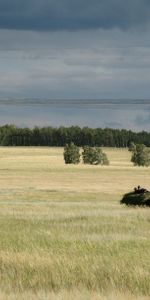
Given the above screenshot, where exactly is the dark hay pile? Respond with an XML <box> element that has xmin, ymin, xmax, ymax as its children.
<box><xmin>121</xmin><ymin>188</ymin><xmax>150</xmax><ymax>207</ymax></box>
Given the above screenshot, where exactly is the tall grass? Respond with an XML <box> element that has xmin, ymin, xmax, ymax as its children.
<box><xmin>0</xmin><ymin>147</ymin><xmax>149</xmax><ymax>299</ymax></box>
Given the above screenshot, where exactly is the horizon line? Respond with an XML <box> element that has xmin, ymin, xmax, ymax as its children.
<box><xmin>0</xmin><ymin>98</ymin><xmax>150</xmax><ymax>108</ymax></box>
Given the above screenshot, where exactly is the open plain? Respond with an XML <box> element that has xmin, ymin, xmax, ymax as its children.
<box><xmin>0</xmin><ymin>147</ymin><xmax>149</xmax><ymax>300</ymax></box>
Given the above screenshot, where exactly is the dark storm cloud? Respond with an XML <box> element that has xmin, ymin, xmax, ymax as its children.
<box><xmin>0</xmin><ymin>0</ymin><xmax>150</xmax><ymax>31</ymax></box>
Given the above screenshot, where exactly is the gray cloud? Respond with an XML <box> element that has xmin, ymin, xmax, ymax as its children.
<box><xmin>0</xmin><ymin>104</ymin><xmax>149</xmax><ymax>131</ymax></box>
<box><xmin>1</xmin><ymin>41</ymin><xmax>150</xmax><ymax>100</ymax></box>
<box><xmin>0</xmin><ymin>0</ymin><xmax>150</xmax><ymax>31</ymax></box>
<box><xmin>0</xmin><ymin>21</ymin><xmax>150</xmax><ymax>130</ymax></box>
<box><xmin>134</xmin><ymin>112</ymin><xmax>150</xmax><ymax>126</ymax></box>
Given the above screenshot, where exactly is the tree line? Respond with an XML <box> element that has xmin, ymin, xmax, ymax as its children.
<box><xmin>0</xmin><ymin>124</ymin><xmax>150</xmax><ymax>147</ymax></box>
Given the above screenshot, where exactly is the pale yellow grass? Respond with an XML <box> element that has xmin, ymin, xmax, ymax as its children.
<box><xmin>0</xmin><ymin>147</ymin><xmax>150</xmax><ymax>299</ymax></box>
<box><xmin>0</xmin><ymin>147</ymin><xmax>149</xmax><ymax>193</ymax></box>
<box><xmin>0</xmin><ymin>290</ymin><xmax>149</xmax><ymax>300</ymax></box>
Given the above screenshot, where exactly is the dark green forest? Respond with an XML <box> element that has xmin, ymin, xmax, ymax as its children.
<box><xmin>0</xmin><ymin>125</ymin><xmax>149</xmax><ymax>147</ymax></box>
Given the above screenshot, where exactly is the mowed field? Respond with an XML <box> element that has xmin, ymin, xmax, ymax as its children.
<box><xmin>0</xmin><ymin>147</ymin><xmax>149</xmax><ymax>300</ymax></box>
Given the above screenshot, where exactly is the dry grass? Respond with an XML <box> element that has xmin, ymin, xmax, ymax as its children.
<box><xmin>0</xmin><ymin>147</ymin><xmax>149</xmax><ymax>193</ymax></box>
<box><xmin>0</xmin><ymin>290</ymin><xmax>149</xmax><ymax>300</ymax></box>
<box><xmin>0</xmin><ymin>147</ymin><xmax>150</xmax><ymax>299</ymax></box>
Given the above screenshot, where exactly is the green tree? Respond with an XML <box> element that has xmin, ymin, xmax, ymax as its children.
<box><xmin>64</xmin><ymin>143</ymin><xmax>80</xmax><ymax>164</ymax></box>
<box><xmin>128</xmin><ymin>142</ymin><xmax>136</xmax><ymax>152</ymax></box>
<box><xmin>131</xmin><ymin>144</ymin><xmax>150</xmax><ymax>166</ymax></box>
<box><xmin>82</xmin><ymin>146</ymin><xmax>109</xmax><ymax>165</ymax></box>
<box><xmin>102</xmin><ymin>152</ymin><xmax>109</xmax><ymax>165</ymax></box>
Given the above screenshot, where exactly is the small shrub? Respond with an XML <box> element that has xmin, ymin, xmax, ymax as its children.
<box><xmin>64</xmin><ymin>143</ymin><xmax>80</xmax><ymax>164</ymax></box>
<box><xmin>131</xmin><ymin>144</ymin><xmax>150</xmax><ymax>166</ymax></box>
<box><xmin>82</xmin><ymin>146</ymin><xmax>109</xmax><ymax>165</ymax></box>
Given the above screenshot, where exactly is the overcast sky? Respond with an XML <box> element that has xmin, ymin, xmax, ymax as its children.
<box><xmin>0</xmin><ymin>0</ymin><xmax>150</xmax><ymax>130</ymax></box>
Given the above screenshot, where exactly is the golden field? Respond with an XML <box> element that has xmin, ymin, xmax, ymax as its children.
<box><xmin>0</xmin><ymin>147</ymin><xmax>149</xmax><ymax>300</ymax></box>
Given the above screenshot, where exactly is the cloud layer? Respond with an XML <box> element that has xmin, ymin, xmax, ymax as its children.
<box><xmin>0</xmin><ymin>0</ymin><xmax>149</xmax><ymax>31</ymax></box>
<box><xmin>0</xmin><ymin>1</ymin><xmax>150</xmax><ymax>130</ymax></box>
<box><xmin>1</xmin><ymin>39</ymin><xmax>150</xmax><ymax>100</ymax></box>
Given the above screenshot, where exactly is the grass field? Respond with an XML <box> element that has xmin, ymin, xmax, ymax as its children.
<box><xmin>0</xmin><ymin>147</ymin><xmax>150</xmax><ymax>300</ymax></box>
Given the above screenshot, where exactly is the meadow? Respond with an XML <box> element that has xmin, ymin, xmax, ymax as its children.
<box><xmin>0</xmin><ymin>147</ymin><xmax>149</xmax><ymax>300</ymax></box>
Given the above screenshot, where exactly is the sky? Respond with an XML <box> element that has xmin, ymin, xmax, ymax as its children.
<box><xmin>0</xmin><ymin>0</ymin><xmax>150</xmax><ymax>130</ymax></box>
